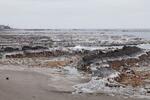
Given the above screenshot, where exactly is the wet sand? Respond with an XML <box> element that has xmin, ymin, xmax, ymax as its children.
<box><xmin>0</xmin><ymin>70</ymin><xmax>148</xmax><ymax>100</ymax></box>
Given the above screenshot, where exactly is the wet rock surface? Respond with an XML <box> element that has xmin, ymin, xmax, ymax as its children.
<box><xmin>4</xmin><ymin>49</ymin><xmax>69</xmax><ymax>58</ymax></box>
<box><xmin>77</xmin><ymin>46</ymin><xmax>142</xmax><ymax>72</ymax></box>
<box><xmin>74</xmin><ymin>46</ymin><xmax>150</xmax><ymax>96</ymax></box>
<box><xmin>0</xmin><ymin>30</ymin><xmax>150</xmax><ymax>99</ymax></box>
<box><xmin>92</xmin><ymin>67</ymin><xmax>118</xmax><ymax>78</ymax></box>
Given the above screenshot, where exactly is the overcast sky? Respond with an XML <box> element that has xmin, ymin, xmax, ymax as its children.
<box><xmin>0</xmin><ymin>0</ymin><xmax>149</xmax><ymax>29</ymax></box>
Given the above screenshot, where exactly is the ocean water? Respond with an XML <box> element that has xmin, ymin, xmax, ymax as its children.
<box><xmin>112</xmin><ymin>31</ymin><xmax>150</xmax><ymax>40</ymax></box>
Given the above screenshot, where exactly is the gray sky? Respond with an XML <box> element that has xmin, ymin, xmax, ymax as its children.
<box><xmin>0</xmin><ymin>0</ymin><xmax>149</xmax><ymax>29</ymax></box>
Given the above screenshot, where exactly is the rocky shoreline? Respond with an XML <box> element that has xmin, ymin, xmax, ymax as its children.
<box><xmin>0</xmin><ymin>30</ymin><xmax>150</xmax><ymax>99</ymax></box>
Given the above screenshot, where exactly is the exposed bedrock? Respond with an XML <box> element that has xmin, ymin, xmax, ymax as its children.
<box><xmin>76</xmin><ymin>45</ymin><xmax>150</xmax><ymax>88</ymax></box>
<box><xmin>5</xmin><ymin>50</ymin><xmax>69</xmax><ymax>58</ymax></box>
<box><xmin>77</xmin><ymin>46</ymin><xmax>142</xmax><ymax>72</ymax></box>
<box><xmin>107</xmin><ymin>51</ymin><xmax>150</xmax><ymax>88</ymax></box>
<box><xmin>22</xmin><ymin>46</ymin><xmax>48</xmax><ymax>51</ymax></box>
<box><xmin>109</xmin><ymin>51</ymin><xmax>150</xmax><ymax>70</ymax></box>
<box><xmin>0</xmin><ymin>46</ymin><xmax>49</xmax><ymax>53</ymax></box>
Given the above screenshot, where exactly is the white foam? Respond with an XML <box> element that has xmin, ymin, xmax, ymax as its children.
<box><xmin>138</xmin><ymin>44</ymin><xmax>150</xmax><ymax>50</ymax></box>
<box><xmin>63</xmin><ymin>66</ymin><xmax>80</xmax><ymax>76</ymax></box>
<box><xmin>73</xmin><ymin>72</ymin><xmax>149</xmax><ymax>98</ymax></box>
<box><xmin>73</xmin><ymin>72</ymin><xmax>120</xmax><ymax>94</ymax></box>
<box><xmin>70</xmin><ymin>45</ymin><xmax>123</xmax><ymax>51</ymax></box>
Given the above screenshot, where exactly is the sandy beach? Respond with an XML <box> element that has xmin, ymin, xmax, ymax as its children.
<box><xmin>0</xmin><ymin>69</ymin><xmax>148</xmax><ymax>100</ymax></box>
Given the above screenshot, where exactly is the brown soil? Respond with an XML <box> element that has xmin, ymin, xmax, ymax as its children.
<box><xmin>46</xmin><ymin>60</ymin><xmax>70</xmax><ymax>67</ymax></box>
<box><xmin>118</xmin><ymin>71</ymin><xmax>150</xmax><ymax>87</ymax></box>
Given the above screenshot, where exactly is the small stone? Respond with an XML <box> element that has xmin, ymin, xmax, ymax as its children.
<box><xmin>6</xmin><ymin>77</ymin><xmax>9</xmax><ymax>80</ymax></box>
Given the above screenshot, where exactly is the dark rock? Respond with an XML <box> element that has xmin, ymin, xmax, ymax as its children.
<box><xmin>22</xmin><ymin>46</ymin><xmax>48</xmax><ymax>51</ymax></box>
<box><xmin>32</xmin><ymin>46</ymin><xmax>48</xmax><ymax>50</ymax></box>
<box><xmin>22</xmin><ymin>46</ymin><xmax>33</xmax><ymax>51</ymax></box>
<box><xmin>104</xmin><ymin>46</ymin><xmax>141</xmax><ymax>57</ymax></box>
<box><xmin>77</xmin><ymin>46</ymin><xmax>142</xmax><ymax>72</ymax></box>
<box><xmin>6</xmin><ymin>77</ymin><xmax>9</xmax><ymax>80</ymax></box>
<box><xmin>4</xmin><ymin>47</ymin><xmax>19</xmax><ymax>52</ymax></box>
<box><xmin>6</xmin><ymin>53</ymin><xmax>24</xmax><ymax>58</ymax></box>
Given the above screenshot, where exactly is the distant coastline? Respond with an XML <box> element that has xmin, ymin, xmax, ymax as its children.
<box><xmin>0</xmin><ymin>25</ymin><xmax>150</xmax><ymax>32</ymax></box>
